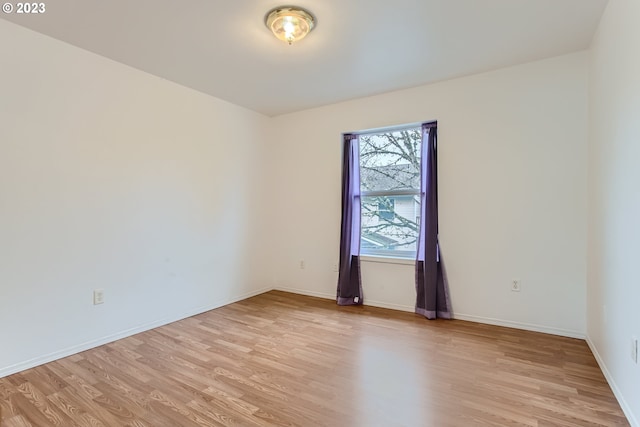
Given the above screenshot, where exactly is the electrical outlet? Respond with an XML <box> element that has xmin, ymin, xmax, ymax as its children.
<box><xmin>299</xmin><ymin>260</ymin><xmax>305</xmax><ymax>269</ymax></box>
<box><xmin>632</xmin><ymin>336</ymin><xmax>638</xmax><ymax>364</ymax></box>
<box><xmin>511</xmin><ymin>279</ymin><xmax>521</xmax><ymax>292</ymax></box>
<box><xmin>332</xmin><ymin>263</ymin><xmax>339</xmax><ymax>272</ymax></box>
<box><xmin>93</xmin><ymin>289</ymin><xmax>104</xmax><ymax>305</ymax></box>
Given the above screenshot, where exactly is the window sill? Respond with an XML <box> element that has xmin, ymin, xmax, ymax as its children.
<box><xmin>360</xmin><ymin>255</ymin><xmax>415</xmax><ymax>266</ymax></box>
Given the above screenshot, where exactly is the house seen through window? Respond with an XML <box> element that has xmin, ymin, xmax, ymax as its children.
<box><xmin>360</xmin><ymin>125</ymin><xmax>422</xmax><ymax>258</ymax></box>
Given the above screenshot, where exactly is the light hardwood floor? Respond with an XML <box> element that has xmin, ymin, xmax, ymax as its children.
<box><xmin>0</xmin><ymin>291</ymin><xmax>629</xmax><ymax>426</ymax></box>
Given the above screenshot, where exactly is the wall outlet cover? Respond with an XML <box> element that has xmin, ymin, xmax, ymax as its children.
<box><xmin>93</xmin><ymin>289</ymin><xmax>105</xmax><ymax>305</ymax></box>
<box><xmin>511</xmin><ymin>280</ymin><xmax>522</xmax><ymax>292</ymax></box>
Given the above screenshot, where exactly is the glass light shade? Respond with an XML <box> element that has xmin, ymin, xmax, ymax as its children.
<box><xmin>265</xmin><ymin>7</ymin><xmax>315</xmax><ymax>45</ymax></box>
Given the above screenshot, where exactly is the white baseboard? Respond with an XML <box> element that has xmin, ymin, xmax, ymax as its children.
<box><xmin>363</xmin><ymin>299</ymin><xmax>414</xmax><ymax>313</ymax></box>
<box><xmin>274</xmin><ymin>287</ymin><xmax>334</xmax><ymax>301</ymax></box>
<box><xmin>0</xmin><ymin>287</ymin><xmax>272</xmax><ymax>379</ymax></box>
<box><xmin>586</xmin><ymin>336</ymin><xmax>639</xmax><ymax>427</ymax></box>
<box><xmin>275</xmin><ymin>287</ymin><xmax>585</xmax><ymax>338</ymax></box>
<box><xmin>453</xmin><ymin>313</ymin><xmax>585</xmax><ymax>339</ymax></box>
<box><xmin>273</xmin><ymin>286</ymin><xmax>415</xmax><ymax>313</ymax></box>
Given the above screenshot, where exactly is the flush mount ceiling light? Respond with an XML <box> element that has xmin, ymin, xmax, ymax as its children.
<box><xmin>264</xmin><ymin>6</ymin><xmax>315</xmax><ymax>45</ymax></box>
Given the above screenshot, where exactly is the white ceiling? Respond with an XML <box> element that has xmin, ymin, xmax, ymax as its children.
<box><xmin>2</xmin><ymin>0</ymin><xmax>608</xmax><ymax>116</ymax></box>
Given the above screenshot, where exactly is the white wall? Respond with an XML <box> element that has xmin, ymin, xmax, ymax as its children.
<box><xmin>0</xmin><ymin>20</ymin><xmax>270</xmax><ymax>376</ymax></box>
<box><xmin>270</xmin><ymin>52</ymin><xmax>588</xmax><ymax>338</ymax></box>
<box><xmin>587</xmin><ymin>0</ymin><xmax>640</xmax><ymax>424</ymax></box>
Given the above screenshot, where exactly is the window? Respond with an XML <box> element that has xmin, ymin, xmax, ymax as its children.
<box><xmin>359</xmin><ymin>126</ymin><xmax>422</xmax><ymax>258</ymax></box>
<box><xmin>378</xmin><ymin>198</ymin><xmax>395</xmax><ymax>220</ymax></box>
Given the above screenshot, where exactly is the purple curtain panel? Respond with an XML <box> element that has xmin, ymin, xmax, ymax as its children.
<box><xmin>336</xmin><ymin>134</ymin><xmax>363</xmax><ymax>305</ymax></box>
<box><xmin>415</xmin><ymin>123</ymin><xmax>452</xmax><ymax>319</ymax></box>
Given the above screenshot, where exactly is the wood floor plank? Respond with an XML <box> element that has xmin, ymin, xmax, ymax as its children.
<box><xmin>0</xmin><ymin>291</ymin><xmax>630</xmax><ymax>426</ymax></box>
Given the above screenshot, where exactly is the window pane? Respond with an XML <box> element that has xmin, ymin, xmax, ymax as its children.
<box><xmin>360</xmin><ymin>129</ymin><xmax>421</xmax><ymax>193</ymax></box>
<box><xmin>359</xmin><ymin>128</ymin><xmax>422</xmax><ymax>258</ymax></box>
<box><xmin>378</xmin><ymin>198</ymin><xmax>395</xmax><ymax>220</ymax></box>
<box><xmin>361</xmin><ymin>195</ymin><xmax>420</xmax><ymax>257</ymax></box>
